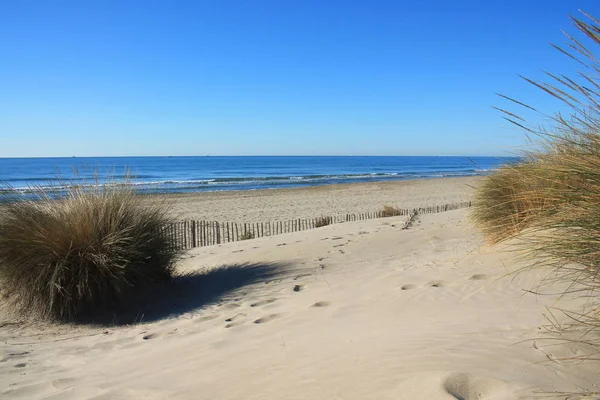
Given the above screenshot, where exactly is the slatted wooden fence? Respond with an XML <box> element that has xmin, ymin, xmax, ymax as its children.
<box><xmin>162</xmin><ymin>201</ymin><xmax>472</xmax><ymax>250</ymax></box>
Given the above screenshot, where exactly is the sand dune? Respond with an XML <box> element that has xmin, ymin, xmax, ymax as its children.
<box><xmin>1</xmin><ymin>206</ymin><xmax>596</xmax><ymax>399</ymax></box>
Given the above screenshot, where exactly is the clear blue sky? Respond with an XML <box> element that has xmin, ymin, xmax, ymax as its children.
<box><xmin>2</xmin><ymin>0</ymin><xmax>599</xmax><ymax>157</ymax></box>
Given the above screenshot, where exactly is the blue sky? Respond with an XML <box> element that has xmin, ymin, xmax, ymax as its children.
<box><xmin>1</xmin><ymin>0</ymin><xmax>599</xmax><ymax>157</ymax></box>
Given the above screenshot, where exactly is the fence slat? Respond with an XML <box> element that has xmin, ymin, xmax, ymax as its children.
<box><xmin>184</xmin><ymin>221</ymin><xmax>187</xmax><ymax>248</ymax></box>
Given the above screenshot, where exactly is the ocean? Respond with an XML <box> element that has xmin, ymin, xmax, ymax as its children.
<box><xmin>0</xmin><ymin>156</ymin><xmax>515</xmax><ymax>194</ymax></box>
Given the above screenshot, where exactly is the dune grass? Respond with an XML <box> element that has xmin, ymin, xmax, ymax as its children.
<box><xmin>380</xmin><ymin>205</ymin><xmax>403</xmax><ymax>218</ymax></box>
<box><xmin>0</xmin><ymin>180</ymin><xmax>181</xmax><ymax>321</ymax></box>
<box><xmin>471</xmin><ymin>11</ymin><xmax>600</xmax><ymax>379</ymax></box>
<box><xmin>240</xmin><ymin>230</ymin><xmax>255</xmax><ymax>240</ymax></box>
<box><xmin>471</xmin><ymin>159</ymin><xmax>561</xmax><ymax>244</ymax></box>
<box><xmin>315</xmin><ymin>216</ymin><xmax>333</xmax><ymax>227</ymax></box>
<box><xmin>472</xmin><ymin>11</ymin><xmax>600</xmax><ymax>273</ymax></box>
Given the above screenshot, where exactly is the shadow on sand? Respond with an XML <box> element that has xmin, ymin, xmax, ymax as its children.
<box><xmin>80</xmin><ymin>261</ymin><xmax>293</xmax><ymax>326</ymax></box>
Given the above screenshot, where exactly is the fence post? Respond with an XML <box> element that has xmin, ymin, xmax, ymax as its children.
<box><xmin>205</xmin><ymin>221</ymin><xmax>209</xmax><ymax>246</ymax></box>
<box><xmin>206</xmin><ymin>221</ymin><xmax>209</xmax><ymax>245</ymax></box>
<box><xmin>200</xmin><ymin>221</ymin><xmax>204</xmax><ymax>246</ymax></box>
<box><xmin>191</xmin><ymin>221</ymin><xmax>196</xmax><ymax>248</ymax></box>
<box><xmin>206</xmin><ymin>221</ymin><xmax>210</xmax><ymax>246</ymax></box>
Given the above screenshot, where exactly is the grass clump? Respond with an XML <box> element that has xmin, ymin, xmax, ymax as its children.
<box><xmin>471</xmin><ymin>11</ymin><xmax>600</xmax><ymax>381</ymax></box>
<box><xmin>380</xmin><ymin>205</ymin><xmax>403</xmax><ymax>217</ymax></box>
<box><xmin>0</xmin><ymin>181</ymin><xmax>180</xmax><ymax>321</ymax></box>
<box><xmin>315</xmin><ymin>216</ymin><xmax>333</xmax><ymax>228</ymax></box>
<box><xmin>472</xmin><ymin>11</ymin><xmax>600</xmax><ymax>272</ymax></box>
<box><xmin>240</xmin><ymin>230</ymin><xmax>255</xmax><ymax>240</ymax></box>
<box><xmin>471</xmin><ymin>160</ymin><xmax>560</xmax><ymax>244</ymax></box>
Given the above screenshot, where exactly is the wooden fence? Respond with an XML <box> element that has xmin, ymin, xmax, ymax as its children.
<box><xmin>162</xmin><ymin>201</ymin><xmax>472</xmax><ymax>250</ymax></box>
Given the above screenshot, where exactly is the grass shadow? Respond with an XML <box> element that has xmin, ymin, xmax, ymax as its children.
<box><xmin>77</xmin><ymin>261</ymin><xmax>293</xmax><ymax>326</ymax></box>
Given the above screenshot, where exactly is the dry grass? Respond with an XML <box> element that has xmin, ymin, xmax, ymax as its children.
<box><xmin>380</xmin><ymin>205</ymin><xmax>402</xmax><ymax>217</ymax></box>
<box><xmin>471</xmin><ymin>159</ymin><xmax>561</xmax><ymax>244</ymax></box>
<box><xmin>471</xmin><ymin>11</ymin><xmax>600</xmax><ymax>377</ymax></box>
<box><xmin>315</xmin><ymin>216</ymin><xmax>333</xmax><ymax>228</ymax></box>
<box><xmin>0</xmin><ymin>180</ymin><xmax>181</xmax><ymax>321</ymax></box>
<box><xmin>240</xmin><ymin>230</ymin><xmax>255</xmax><ymax>240</ymax></box>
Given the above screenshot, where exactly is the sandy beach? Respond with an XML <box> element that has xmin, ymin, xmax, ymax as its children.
<box><xmin>5</xmin><ymin>1</ymin><xmax>600</xmax><ymax>398</ymax></box>
<box><xmin>1</xmin><ymin>177</ymin><xmax>596</xmax><ymax>399</ymax></box>
<box><xmin>153</xmin><ymin>176</ymin><xmax>481</xmax><ymax>222</ymax></box>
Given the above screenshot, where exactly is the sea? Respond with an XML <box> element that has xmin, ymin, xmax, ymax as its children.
<box><xmin>0</xmin><ymin>156</ymin><xmax>515</xmax><ymax>194</ymax></box>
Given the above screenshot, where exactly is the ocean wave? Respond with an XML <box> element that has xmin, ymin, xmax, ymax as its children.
<box><xmin>2</xmin><ymin>169</ymin><xmax>495</xmax><ymax>195</ymax></box>
<box><xmin>3</xmin><ymin>174</ymin><xmax>156</xmax><ymax>182</ymax></box>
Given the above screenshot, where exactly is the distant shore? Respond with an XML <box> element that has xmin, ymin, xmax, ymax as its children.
<box><xmin>148</xmin><ymin>176</ymin><xmax>481</xmax><ymax>223</ymax></box>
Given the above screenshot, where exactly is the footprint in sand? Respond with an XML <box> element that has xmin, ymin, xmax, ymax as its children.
<box><xmin>1</xmin><ymin>351</ymin><xmax>30</xmax><ymax>363</ymax></box>
<box><xmin>142</xmin><ymin>333</ymin><xmax>158</xmax><ymax>340</ymax></box>
<box><xmin>311</xmin><ymin>301</ymin><xmax>330</xmax><ymax>308</ymax></box>
<box><xmin>225</xmin><ymin>320</ymin><xmax>245</xmax><ymax>328</ymax></box>
<box><xmin>250</xmin><ymin>299</ymin><xmax>276</xmax><ymax>307</ymax></box>
<box><xmin>254</xmin><ymin>314</ymin><xmax>280</xmax><ymax>324</ymax></box>
<box><xmin>401</xmin><ymin>284</ymin><xmax>417</xmax><ymax>290</ymax></box>
<box><xmin>293</xmin><ymin>284</ymin><xmax>305</xmax><ymax>292</ymax></box>
<box><xmin>443</xmin><ymin>372</ymin><xmax>510</xmax><ymax>399</ymax></box>
<box><xmin>470</xmin><ymin>274</ymin><xmax>489</xmax><ymax>280</ymax></box>
<box><xmin>225</xmin><ymin>313</ymin><xmax>246</xmax><ymax>322</ymax></box>
<box><xmin>14</xmin><ymin>363</ymin><xmax>27</xmax><ymax>368</ymax></box>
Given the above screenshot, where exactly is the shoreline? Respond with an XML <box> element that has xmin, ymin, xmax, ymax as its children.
<box><xmin>148</xmin><ymin>176</ymin><xmax>482</xmax><ymax>222</ymax></box>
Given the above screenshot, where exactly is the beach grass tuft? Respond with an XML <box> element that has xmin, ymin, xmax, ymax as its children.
<box><xmin>471</xmin><ymin>10</ymin><xmax>600</xmax><ymax>371</ymax></box>
<box><xmin>471</xmin><ymin>10</ymin><xmax>600</xmax><ymax>279</ymax></box>
<box><xmin>0</xmin><ymin>179</ymin><xmax>180</xmax><ymax>321</ymax></box>
<box><xmin>470</xmin><ymin>159</ymin><xmax>558</xmax><ymax>244</ymax></box>
<box><xmin>380</xmin><ymin>205</ymin><xmax>403</xmax><ymax>218</ymax></box>
<box><xmin>315</xmin><ymin>216</ymin><xmax>333</xmax><ymax>227</ymax></box>
<box><xmin>240</xmin><ymin>230</ymin><xmax>255</xmax><ymax>240</ymax></box>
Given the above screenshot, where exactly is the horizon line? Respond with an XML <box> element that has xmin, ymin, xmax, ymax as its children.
<box><xmin>0</xmin><ymin>154</ymin><xmax>517</xmax><ymax>159</ymax></box>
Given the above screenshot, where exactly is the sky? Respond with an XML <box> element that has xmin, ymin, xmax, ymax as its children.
<box><xmin>2</xmin><ymin>0</ymin><xmax>600</xmax><ymax>157</ymax></box>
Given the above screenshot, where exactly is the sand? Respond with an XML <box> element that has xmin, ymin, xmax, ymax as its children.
<box><xmin>1</xmin><ymin>178</ymin><xmax>598</xmax><ymax>399</ymax></box>
<box><xmin>151</xmin><ymin>176</ymin><xmax>481</xmax><ymax>222</ymax></box>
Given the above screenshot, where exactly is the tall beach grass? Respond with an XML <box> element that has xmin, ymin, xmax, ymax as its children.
<box><xmin>471</xmin><ymin>11</ymin><xmax>600</xmax><ymax>383</ymax></box>
<box><xmin>0</xmin><ymin>178</ymin><xmax>181</xmax><ymax>321</ymax></box>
